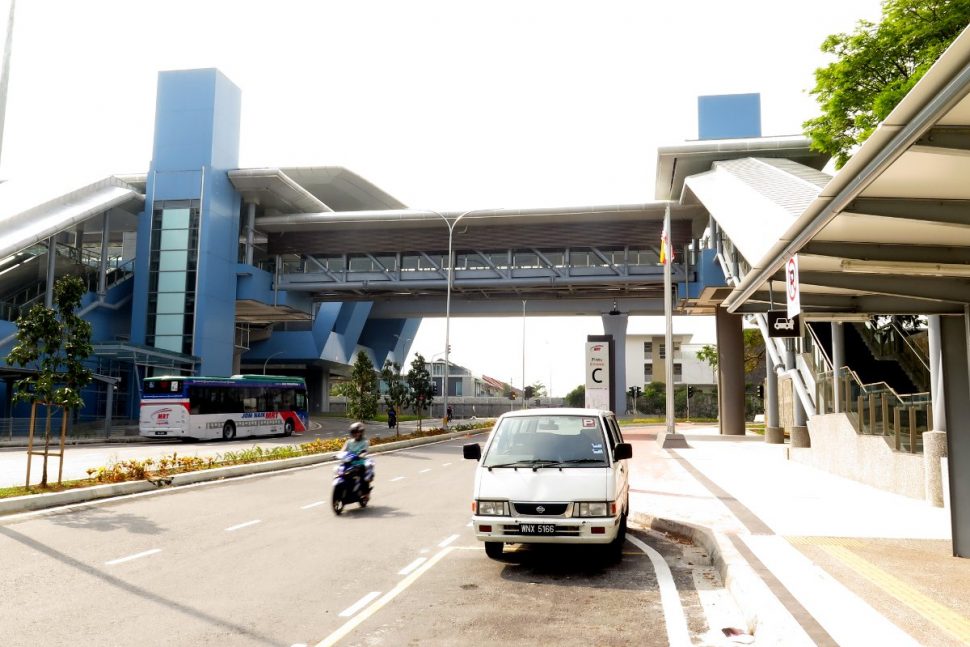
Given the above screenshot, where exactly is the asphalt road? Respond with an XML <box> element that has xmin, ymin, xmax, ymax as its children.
<box><xmin>0</xmin><ymin>437</ymin><xmax>742</xmax><ymax>646</ymax></box>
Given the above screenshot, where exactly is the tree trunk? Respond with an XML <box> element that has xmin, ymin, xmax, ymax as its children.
<box><xmin>41</xmin><ymin>404</ymin><xmax>52</xmax><ymax>487</ymax></box>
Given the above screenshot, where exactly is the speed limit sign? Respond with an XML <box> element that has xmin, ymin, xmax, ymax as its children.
<box><xmin>786</xmin><ymin>255</ymin><xmax>801</xmax><ymax>319</ymax></box>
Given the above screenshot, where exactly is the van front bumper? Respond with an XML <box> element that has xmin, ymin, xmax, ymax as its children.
<box><xmin>471</xmin><ymin>514</ymin><xmax>622</xmax><ymax>545</ymax></box>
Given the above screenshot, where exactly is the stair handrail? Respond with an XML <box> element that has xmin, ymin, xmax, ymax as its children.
<box><xmin>887</xmin><ymin>319</ymin><xmax>930</xmax><ymax>372</ymax></box>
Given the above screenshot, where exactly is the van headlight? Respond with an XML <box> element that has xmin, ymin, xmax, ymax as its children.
<box><xmin>476</xmin><ymin>500</ymin><xmax>509</xmax><ymax>516</ymax></box>
<box><xmin>576</xmin><ymin>502</ymin><xmax>611</xmax><ymax>517</ymax></box>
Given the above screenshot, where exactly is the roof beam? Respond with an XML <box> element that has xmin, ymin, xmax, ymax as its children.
<box><xmin>735</xmin><ymin>290</ymin><xmax>963</xmax><ymax>315</ymax></box>
<box><xmin>796</xmin><ymin>270</ymin><xmax>970</xmax><ymax>303</ymax></box>
<box><xmin>845</xmin><ymin>197</ymin><xmax>970</xmax><ymax>225</ymax></box>
<box><xmin>800</xmin><ymin>242</ymin><xmax>970</xmax><ymax>264</ymax></box>
<box><xmin>912</xmin><ymin>126</ymin><xmax>970</xmax><ymax>156</ymax></box>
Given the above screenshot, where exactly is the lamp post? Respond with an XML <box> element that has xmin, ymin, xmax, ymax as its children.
<box><xmin>424</xmin><ymin>208</ymin><xmax>500</xmax><ymax>427</ymax></box>
<box><xmin>263</xmin><ymin>351</ymin><xmax>284</xmax><ymax>375</ymax></box>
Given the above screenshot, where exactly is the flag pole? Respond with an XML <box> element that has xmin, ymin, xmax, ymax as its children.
<box><xmin>663</xmin><ymin>204</ymin><xmax>675</xmax><ymax>436</ymax></box>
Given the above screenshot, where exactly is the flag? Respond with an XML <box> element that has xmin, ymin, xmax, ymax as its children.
<box><xmin>660</xmin><ymin>221</ymin><xmax>674</xmax><ymax>265</ymax></box>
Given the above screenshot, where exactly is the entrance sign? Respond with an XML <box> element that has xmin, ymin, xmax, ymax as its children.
<box><xmin>766</xmin><ymin>310</ymin><xmax>800</xmax><ymax>338</ymax></box>
<box><xmin>786</xmin><ymin>255</ymin><xmax>801</xmax><ymax>319</ymax></box>
<box><xmin>585</xmin><ymin>340</ymin><xmax>611</xmax><ymax>410</ymax></box>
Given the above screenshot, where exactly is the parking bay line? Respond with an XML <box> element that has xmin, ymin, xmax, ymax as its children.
<box><xmin>626</xmin><ymin>534</ymin><xmax>692</xmax><ymax>647</ymax></box>
<box><xmin>339</xmin><ymin>591</ymin><xmax>381</xmax><ymax>617</ymax></box>
<box><xmin>225</xmin><ymin>519</ymin><xmax>262</xmax><ymax>532</ymax></box>
<box><xmin>398</xmin><ymin>557</ymin><xmax>427</xmax><ymax>575</ymax></box>
<box><xmin>315</xmin><ymin>546</ymin><xmax>455</xmax><ymax>647</ymax></box>
<box><xmin>301</xmin><ymin>501</ymin><xmax>326</xmax><ymax>510</ymax></box>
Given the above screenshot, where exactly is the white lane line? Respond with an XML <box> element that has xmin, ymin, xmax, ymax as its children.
<box><xmin>398</xmin><ymin>557</ymin><xmax>427</xmax><ymax>576</ymax></box>
<box><xmin>389</xmin><ymin>476</ymin><xmax>406</xmax><ymax>482</ymax></box>
<box><xmin>419</xmin><ymin>468</ymin><xmax>432</xmax><ymax>474</ymax></box>
<box><xmin>442</xmin><ymin>462</ymin><xmax>452</xmax><ymax>467</ymax></box>
<box><xmin>301</xmin><ymin>501</ymin><xmax>326</xmax><ymax>510</ymax></box>
<box><xmin>316</xmin><ymin>547</ymin><xmax>455</xmax><ymax>647</ymax></box>
<box><xmin>225</xmin><ymin>519</ymin><xmax>262</xmax><ymax>532</ymax></box>
<box><xmin>438</xmin><ymin>534</ymin><xmax>460</xmax><ymax>548</ymax></box>
<box><xmin>338</xmin><ymin>591</ymin><xmax>382</xmax><ymax>617</ymax></box>
<box><xmin>105</xmin><ymin>548</ymin><xmax>161</xmax><ymax>566</ymax></box>
<box><xmin>626</xmin><ymin>534</ymin><xmax>692</xmax><ymax>647</ymax></box>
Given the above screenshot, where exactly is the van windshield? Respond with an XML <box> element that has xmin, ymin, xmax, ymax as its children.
<box><xmin>483</xmin><ymin>415</ymin><xmax>608</xmax><ymax>467</ymax></box>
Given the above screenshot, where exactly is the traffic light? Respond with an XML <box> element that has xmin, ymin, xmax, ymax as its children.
<box><xmin>687</xmin><ymin>385</ymin><xmax>695</xmax><ymax>398</ymax></box>
<box><xmin>432</xmin><ymin>382</ymin><xmax>439</xmax><ymax>395</ymax></box>
<box><xmin>634</xmin><ymin>386</ymin><xmax>642</xmax><ymax>397</ymax></box>
<box><xmin>509</xmin><ymin>391</ymin><xmax>517</xmax><ymax>400</ymax></box>
<box><xmin>756</xmin><ymin>384</ymin><xmax>764</xmax><ymax>399</ymax></box>
<box><xmin>628</xmin><ymin>386</ymin><xmax>636</xmax><ymax>398</ymax></box>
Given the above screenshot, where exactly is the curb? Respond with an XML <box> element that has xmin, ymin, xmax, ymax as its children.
<box><xmin>0</xmin><ymin>428</ymin><xmax>489</xmax><ymax>517</ymax></box>
<box><xmin>630</xmin><ymin>512</ymin><xmax>806</xmax><ymax>645</ymax></box>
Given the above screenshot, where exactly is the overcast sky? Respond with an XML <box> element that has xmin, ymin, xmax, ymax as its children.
<box><xmin>0</xmin><ymin>0</ymin><xmax>884</xmax><ymax>394</ymax></box>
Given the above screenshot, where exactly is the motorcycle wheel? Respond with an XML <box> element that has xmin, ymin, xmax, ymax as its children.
<box><xmin>331</xmin><ymin>487</ymin><xmax>345</xmax><ymax>515</ymax></box>
<box><xmin>359</xmin><ymin>494</ymin><xmax>369</xmax><ymax>508</ymax></box>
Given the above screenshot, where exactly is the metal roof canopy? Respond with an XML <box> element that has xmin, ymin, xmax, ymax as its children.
<box><xmin>722</xmin><ymin>26</ymin><xmax>970</xmax><ymax>317</ymax></box>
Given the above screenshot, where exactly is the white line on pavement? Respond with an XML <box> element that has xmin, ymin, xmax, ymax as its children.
<box><xmin>438</xmin><ymin>534</ymin><xmax>459</xmax><ymax>548</ymax></box>
<box><xmin>626</xmin><ymin>534</ymin><xmax>692</xmax><ymax>647</ymax></box>
<box><xmin>397</xmin><ymin>557</ymin><xmax>427</xmax><ymax>576</ymax></box>
<box><xmin>225</xmin><ymin>519</ymin><xmax>262</xmax><ymax>532</ymax></box>
<box><xmin>442</xmin><ymin>462</ymin><xmax>452</xmax><ymax>467</ymax></box>
<box><xmin>390</xmin><ymin>476</ymin><xmax>406</xmax><ymax>482</ymax></box>
<box><xmin>338</xmin><ymin>591</ymin><xmax>381</xmax><ymax>617</ymax></box>
<box><xmin>316</xmin><ymin>547</ymin><xmax>455</xmax><ymax>647</ymax></box>
<box><xmin>301</xmin><ymin>501</ymin><xmax>326</xmax><ymax>509</ymax></box>
<box><xmin>105</xmin><ymin>548</ymin><xmax>162</xmax><ymax>566</ymax></box>
<box><xmin>419</xmin><ymin>469</ymin><xmax>432</xmax><ymax>474</ymax></box>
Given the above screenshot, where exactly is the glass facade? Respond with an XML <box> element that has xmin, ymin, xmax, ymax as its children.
<box><xmin>147</xmin><ymin>202</ymin><xmax>200</xmax><ymax>355</ymax></box>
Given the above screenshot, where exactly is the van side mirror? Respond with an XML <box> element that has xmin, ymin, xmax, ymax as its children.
<box><xmin>613</xmin><ymin>443</ymin><xmax>632</xmax><ymax>461</ymax></box>
<box><xmin>463</xmin><ymin>443</ymin><xmax>482</xmax><ymax>460</ymax></box>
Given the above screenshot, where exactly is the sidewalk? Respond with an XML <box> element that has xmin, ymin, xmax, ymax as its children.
<box><xmin>626</xmin><ymin>423</ymin><xmax>970</xmax><ymax>646</ymax></box>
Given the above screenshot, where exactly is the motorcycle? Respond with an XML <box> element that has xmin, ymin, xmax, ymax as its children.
<box><xmin>331</xmin><ymin>450</ymin><xmax>375</xmax><ymax>515</ymax></box>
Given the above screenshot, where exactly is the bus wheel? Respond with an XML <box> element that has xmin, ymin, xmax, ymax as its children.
<box><xmin>222</xmin><ymin>421</ymin><xmax>236</xmax><ymax>440</ymax></box>
<box><xmin>283</xmin><ymin>419</ymin><xmax>294</xmax><ymax>437</ymax></box>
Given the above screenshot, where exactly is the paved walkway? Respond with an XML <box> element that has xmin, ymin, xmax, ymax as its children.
<box><xmin>626</xmin><ymin>423</ymin><xmax>970</xmax><ymax>646</ymax></box>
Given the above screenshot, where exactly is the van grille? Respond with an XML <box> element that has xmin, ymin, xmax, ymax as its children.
<box><xmin>512</xmin><ymin>502</ymin><xmax>568</xmax><ymax>516</ymax></box>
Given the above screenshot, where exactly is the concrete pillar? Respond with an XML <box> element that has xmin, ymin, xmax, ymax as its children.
<box><xmin>765</xmin><ymin>350</ymin><xmax>783</xmax><ymax>443</ymax></box>
<box><xmin>98</xmin><ymin>212</ymin><xmax>110</xmax><ymax>296</ymax></box>
<box><xmin>786</xmin><ymin>339</ymin><xmax>810</xmax><ymax>447</ymax></box>
<box><xmin>602</xmin><ymin>313</ymin><xmax>628</xmax><ymax>416</ymax></box>
<box><xmin>319</xmin><ymin>371</ymin><xmax>330</xmax><ymax>413</ymax></box>
<box><xmin>924</xmin><ymin>431</ymin><xmax>947</xmax><ymax>507</ymax></box>
<box><xmin>715</xmin><ymin>307</ymin><xmax>745</xmax><ymax>435</ymax></box>
<box><xmin>929</xmin><ymin>315</ymin><xmax>946</xmax><ymax>433</ymax></box>
<box><xmin>45</xmin><ymin>235</ymin><xmax>56</xmax><ymax>308</ymax></box>
<box><xmin>939</xmin><ymin>311</ymin><xmax>970</xmax><ymax>557</ymax></box>
<box><xmin>924</xmin><ymin>315</ymin><xmax>948</xmax><ymax>507</ymax></box>
<box><xmin>245</xmin><ymin>201</ymin><xmax>256</xmax><ymax>266</ymax></box>
<box><xmin>831</xmin><ymin>322</ymin><xmax>844</xmax><ymax>413</ymax></box>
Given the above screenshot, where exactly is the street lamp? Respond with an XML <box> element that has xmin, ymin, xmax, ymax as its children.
<box><xmin>263</xmin><ymin>351</ymin><xmax>284</xmax><ymax>375</ymax></box>
<box><xmin>423</xmin><ymin>207</ymin><xmax>501</xmax><ymax>426</ymax></box>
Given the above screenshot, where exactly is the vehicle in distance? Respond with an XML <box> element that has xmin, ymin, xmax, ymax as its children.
<box><xmin>139</xmin><ymin>374</ymin><xmax>309</xmax><ymax>441</ymax></box>
<box><xmin>462</xmin><ymin>408</ymin><xmax>632</xmax><ymax>559</ymax></box>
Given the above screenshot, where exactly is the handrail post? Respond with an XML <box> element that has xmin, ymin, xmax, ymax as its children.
<box><xmin>881</xmin><ymin>394</ymin><xmax>889</xmax><ymax>436</ymax></box>
<box><xmin>909</xmin><ymin>407</ymin><xmax>917</xmax><ymax>453</ymax></box>
<box><xmin>894</xmin><ymin>407</ymin><xmax>901</xmax><ymax>451</ymax></box>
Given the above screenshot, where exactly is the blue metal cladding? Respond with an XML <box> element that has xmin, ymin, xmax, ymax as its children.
<box><xmin>698</xmin><ymin>93</ymin><xmax>761</xmax><ymax>140</ymax></box>
<box><xmin>134</xmin><ymin>69</ymin><xmax>241</xmax><ymax>376</ymax></box>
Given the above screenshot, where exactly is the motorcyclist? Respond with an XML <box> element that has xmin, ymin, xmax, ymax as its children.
<box><xmin>341</xmin><ymin>422</ymin><xmax>371</xmax><ymax>493</ymax></box>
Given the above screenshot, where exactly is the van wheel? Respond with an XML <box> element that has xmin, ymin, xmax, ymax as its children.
<box><xmin>609</xmin><ymin>512</ymin><xmax>628</xmax><ymax>560</ymax></box>
<box><xmin>222</xmin><ymin>421</ymin><xmax>236</xmax><ymax>440</ymax></box>
<box><xmin>283</xmin><ymin>419</ymin><xmax>294</xmax><ymax>437</ymax></box>
<box><xmin>484</xmin><ymin>542</ymin><xmax>503</xmax><ymax>559</ymax></box>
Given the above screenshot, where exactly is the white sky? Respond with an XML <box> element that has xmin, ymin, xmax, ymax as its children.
<box><xmin>0</xmin><ymin>0</ymin><xmax>884</xmax><ymax>394</ymax></box>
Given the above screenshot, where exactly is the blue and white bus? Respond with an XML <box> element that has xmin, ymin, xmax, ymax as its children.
<box><xmin>139</xmin><ymin>375</ymin><xmax>309</xmax><ymax>441</ymax></box>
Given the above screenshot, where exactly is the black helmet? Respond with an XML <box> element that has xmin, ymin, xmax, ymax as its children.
<box><xmin>349</xmin><ymin>422</ymin><xmax>365</xmax><ymax>435</ymax></box>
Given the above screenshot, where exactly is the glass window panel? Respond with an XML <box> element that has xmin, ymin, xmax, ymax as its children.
<box><xmin>155</xmin><ymin>293</ymin><xmax>185</xmax><ymax>314</ymax></box>
<box><xmin>162</xmin><ymin>208</ymin><xmax>190</xmax><ymax>229</ymax></box>
<box><xmin>155</xmin><ymin>314</ymin><xmax>185</xmax><ymax>336</ymax></box>
<box><xmin>154</xmin><ymin>335</ymin><xmax>183</xmax><ymax>353</ymax></box>
<box><xmin>160</xmin><ymin>229</ymin><xmax>189</xmax><ymax>250</ymax></box>
<box><xmin>157</xmin><ymin>271</ymin><xmax>187</xmax><ymax>292</ymax></box>
<box><xmin>159</xmin><ymin>250</ymin><xmax>188</xmax><ymax>272</ymax></box>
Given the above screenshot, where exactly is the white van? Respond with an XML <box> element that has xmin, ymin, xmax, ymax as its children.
<box><xmin>462</xmin><ymin>407</ymin><xmax>632</xmax><ymax>559</ymax></box>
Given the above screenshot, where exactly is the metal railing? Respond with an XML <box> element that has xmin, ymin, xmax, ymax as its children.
<box><xmin>815</xmin><ymin>367</ymin><xmax>930</xmax><ymax>454</ymax></box>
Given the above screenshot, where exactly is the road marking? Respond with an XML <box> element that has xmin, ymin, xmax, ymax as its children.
<box><xmin>419</xmin><ymin>468</ymin><xmax>432</xmax><ymax>474</ymax></box>
<box><xmin>316</xmin><ymin>547</ymin><xmax>455</xmax><ymax>647</ymax></box>
<box><xmin>301</xmin><ymin>501</ymin><xmax>326</xmax><ymax>509</ymax></box>
<box><xmin>339</xmin><ymin>591</ymin><xmax>381</xmax><ymax>617</ymax></box>
<box><xmin>389</xmin><ymin>476</ymin><xmax>406</xmax><ymax>482</ymax></box>
<box><xmin>105</xmin><ymin>548</ymin><xmax>161</xmax><ymax>566</ymax></box>
<box><xmin>225</xmin><ymin>519</ymin><xmax>262</xmax><ymax>532</ymax></box>
<box><xmin>627</xmin><ymin>534</ymin><xmax>692</xmax><ymax>647</ymax></box>
<box><xmin>442</xmin><ymin>462</ymin><xmax>452</xmax><ymax>467</ymax></box>
<box><xmin>466</xmin><ymin>522</ymin><xmax>473</xmax><ymax>527</ymax></box>
<box><xmin>398</xmin><ymin>557</ymin><xmax>427</xmax><ymax>575</ymax></box>
<box><xmin>438</xmin><ymin>534</ymin><xmax>459</xmax><ymax>548</ymax></box>
<box><xmin>821</xmin><ymin>544</ymin><xmax>970</xmax><ymax>644</ymax></box>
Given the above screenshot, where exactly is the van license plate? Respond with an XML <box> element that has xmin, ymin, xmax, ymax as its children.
<box><xmin>519</xmin><ymin>524</ymin><xmax>556</xmax><ymax>535</ymax></box>
<box><xmin>154</xmin><ymin>431</ymin><xmax>167</xmax><ymax>435</ymax></box>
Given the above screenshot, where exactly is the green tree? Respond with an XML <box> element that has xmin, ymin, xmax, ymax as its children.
<box><xmin>7</xmin><ymin>275</ymin><xmax>93</xmax><ymax>487</ymax></box>
<box><xmin>564</xmin><ymin>384</ymin><xmax>585</xmax><ymax>407</ymax></box>
<box><xmin>528</xmin><ymin>381</ymin><xmax>546</xmax><ymax>399</ymax></box>
<box><xmin>346</xmin><ymin>352</ymin><xmax>379</xmax><ymax>422</ymax></box>
<box><xmin>696</xmin><ymin>329</ymin><xmax>765</xmax><ymax>377</ymax></box>
<box><xmin>405</xmin><ymin>353</ymin><xmax>435</xmax><ymax>432</ymax></box>
<box><xmin>804</xmin><ymin>0</ymin><xmax>970</xmax><ymax>168</ymax></box>
<box><xmin>380</xmin><ymin>359</ymin><xmax>409</xmax><ymax>437</ymax></box>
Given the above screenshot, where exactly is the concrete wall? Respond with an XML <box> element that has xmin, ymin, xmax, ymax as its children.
<box><xmin>791</xmin><ymin>413</ymin><xmax>926</xmax><ymax>501</ymax></box>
